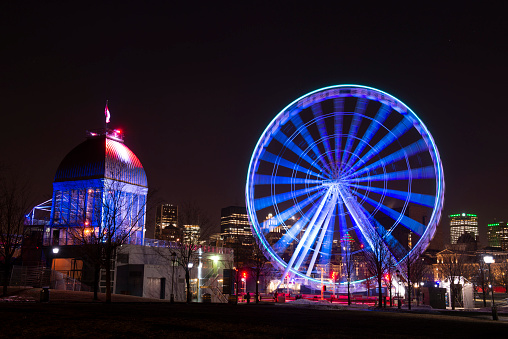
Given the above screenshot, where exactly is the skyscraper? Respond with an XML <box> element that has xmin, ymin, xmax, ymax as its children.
<box><xmin>487</xmin><ymin>221</ymin><xmax>508</xmax><ymax>250</ymax></box>
<box><xmin>449</xmin><ymin>213</ymin><xmax>478</xmax><ymax>244</ymax></box>
<box><xmin>220</xmin><ymin>206</ymin><xmax>251</xmax><ymax>243</ymax></box>
<box><xmin>154</xmin><ymin>204</ymin><xmax>178</xmax><ymax>239</ymax></box>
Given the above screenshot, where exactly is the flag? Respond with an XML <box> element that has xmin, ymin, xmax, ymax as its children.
<box><xmin>105</xmin><ymin>103</ymin><xmax>111</xmax><ymax>124</ymax></box>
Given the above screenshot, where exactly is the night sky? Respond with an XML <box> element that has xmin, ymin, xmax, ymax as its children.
<box><xmin>2</xmin><ymin>2</ymin><xmax>507</xmax><ymax>244</ymax></box>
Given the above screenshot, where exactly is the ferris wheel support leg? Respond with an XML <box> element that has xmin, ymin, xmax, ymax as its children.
<box><xmin>278</xmin><ymin>188</ymin><xmax>332</xmax><ymax>287</ymax></box>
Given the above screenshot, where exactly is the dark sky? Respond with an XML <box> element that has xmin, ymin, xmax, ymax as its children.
<box><xmin>1</xmin><ymin>2</ymin><xmax>507</xmax><ymax>243</ymax></box>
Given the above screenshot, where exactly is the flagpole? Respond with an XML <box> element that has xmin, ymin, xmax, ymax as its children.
<box><xmin>105</xmin><ymin>99</ymin><xmax>109</xmax><ymax>132</ymax></box>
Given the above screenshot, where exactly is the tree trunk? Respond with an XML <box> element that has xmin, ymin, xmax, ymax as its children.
<box><xmin>2</xmin><ymin>262</ymin><xmax>10</xmax><ymax>296</ymax></box>
<box><xmin>389</xmin><ymin>283</ymin><xmax>392</xmax><ymax>307</ymax></box>
<box><xmin>450</xmin><ymin>283</ymin><xmax>455</xmax><ymax>310</ymax></box>
<box><xmin>407</xmin><ymin>284</ymin><xmax>412</xmax><ymax>310</ymax></box>
<box><xmin>482</xmin><ymin>286</ymin><xmax>487</xmax><ymax>307</ymax></box>
<box><xmin>347</xmin><ymin>281</ymin><xmax>351</xmax><ymax>305</ymax></box>
<box><xmin>416</xmin><ymin>286</ymin><xmax>421</xmax><ymax>307</ymax></box>
<box><xmin>377</xmin><ymin>274</ymin><xmax>383</xmax><ymax>307</ymax></box>
<box><xmin>93</xmin><ymin>264</ymin><xmax>100</xmax><ymax>301</ymax></box>
<box><xmin>185</xmin><ymin>268</ymin><xmax>191</xmax><ymax>303</ymax></box>
<box><xmin>105</xmin><ymin>250</ymin><xmax>112</xmax><ymax>303</ymax></box>
<box><xmin>2</xmin><ymin>255</ymin><xmax>13</xmax><ymax>296</ymax></box>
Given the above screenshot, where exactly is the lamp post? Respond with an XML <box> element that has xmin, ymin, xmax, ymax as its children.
<box><xmin>483</xmin><ymin>255</ymin><xmax>498</xmax><ymax>321</ymax></box>
<box><xmin>170</xmin><ymin>252</ymin><xmax>176</xmax><ymax>303</ymax></box>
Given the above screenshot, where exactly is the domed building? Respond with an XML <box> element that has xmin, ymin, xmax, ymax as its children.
<box><xmin>45</xmin><ymin>129</ymin><xmax>148</xmax><ymax>245</ymax></box>
<box><xmin>42</xmin><ymin>129</ymin><xmax>148</xmax><ymax>284</ymax></box>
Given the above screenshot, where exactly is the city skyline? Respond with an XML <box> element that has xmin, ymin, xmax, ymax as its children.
<box><xmin>2</xmin><ymin>3</ymin><xmax>507</xmax><ymax>245</ymax></box>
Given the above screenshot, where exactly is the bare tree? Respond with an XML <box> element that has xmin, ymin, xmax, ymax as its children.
<box><xmin>248</xmin><ymin>244</ymin><xmax>271</xmax><ymax>303</ymax></box>
<box><xmin>0</xmin><ymin>169</ymin><xmax>33</xmax><ymax>296</ymax></box>
<box><xmin>165</xmin><ymin>201</ymin><xmax>214</xmax><ymax>303</ymax></box>
<box><xmin>471</xmin><ymin>253</ymin><xmax>489</xmax><ymax>307</ymax></box>
<box><xmin>493</xmin><ymin>261</ymin><xmax>508</xmax><ymax>294</ymax></box>
<box><xmin>65</xmin><ymin>166</ymin><xmax>148</xmax><ymax>303</ymax></box>
<box><xmin>385</xmin><ymin>256</ymin><xmax>395</xmax><ymax>307</ymax></box>
<box><xmin>436</xmin><ymin>249</ymin><xmax>474</xmax><ymax>310</ymax></box>
<box><xmin>400</xmin><ymin>253</ymin><xmax>427</xmax><ymax>310</ymax></box>
<box><xmin>341</xmin><ymin>239</ymin><xmax>355</xmax><ymax>305</ymax></box>
<box><xmin>364</xmin><ymin>240</ymin><xmax>390</xmax><ymax>307</ymax></box>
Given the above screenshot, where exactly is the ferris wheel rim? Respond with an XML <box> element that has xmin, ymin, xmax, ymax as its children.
<box><xmin>246</xmin><ymin>84</ymin><xmax>444</xmax><ymax>285</ymax></box>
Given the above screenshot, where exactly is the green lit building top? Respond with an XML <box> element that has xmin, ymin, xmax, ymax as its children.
<box><xmin>449</xmin><ymin>213</ymin><xmax>478</xmax><ymax>244</ymax></box>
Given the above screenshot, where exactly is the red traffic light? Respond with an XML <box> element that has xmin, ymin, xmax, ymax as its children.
<box><xmin>242</xmin><ymin>272</ymin><xmax>247</xmax><ymax>279</ymax></box>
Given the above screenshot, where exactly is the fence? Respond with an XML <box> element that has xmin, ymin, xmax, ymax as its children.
<box><xmin>9</xmin><ymin>265</ymin><xmax>90</xmax><ymax>291</ymax></box>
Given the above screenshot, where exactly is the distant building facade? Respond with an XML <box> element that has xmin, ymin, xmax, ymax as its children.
<box><xmin>488</xmin><ymin>221</ymin><xmax>508</xmax><ymax>250</ymax></box>
<box><xmin>154</xmin><ymin>204</ymin><xmax>178</xmax><ymax>239</ymax></box>
<box><xmin>220</xmin><ymin>206</ymin><xmax>252</xmax><ymax>244</ymax></box>
<box><xmin>449</xmin><ymin>213</ymin><xmax>478</xmax><ymax>244</ymax></box>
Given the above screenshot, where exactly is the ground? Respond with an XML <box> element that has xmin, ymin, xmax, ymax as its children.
<box><xmin>0</xmin><ymin>290</ymin><xmax>507</xmax><ymax>338</ymax></box>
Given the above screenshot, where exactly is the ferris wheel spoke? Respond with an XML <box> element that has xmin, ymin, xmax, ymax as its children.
<box><xmin>293</xmin><ymin>192</ymin><xmax>336</xmax><ymax>272</ymax></box>
<box><xmin>259</xmin><ymin>150</ymin><xmax>325</xmax><ymax>179</ymax></box>
<box><xmin>352</xmin><ymin>191</ymin><xmax>425</xmax><ymax>236</ymax></box>
<box><xmin>318</xmin><ymin>206</ymin><xmax>335</xmax><ymax>266</ymax></box>
<box><xmin>348</xmin><ymin>166</ymin><xmax>435</xmax><ymax>183</ymax></box>
<box><xmin>291</xmin><ymin>114</ymin><xmax>333</xmax><ymax>175</ymax></box>
<box><xmin>343</xmin><ymin>139</ymin><xmax>428</xmax><ymax>179</ymax></box>
<box><xmin>334</xmin><ymin>98</ymin><xmax>344</xmax><ymax>166</ymax></box>
<box><xmin>337</xmin><ymin>185</ymin><xmax>379</xmax><ymax>252</ymax></box>
<box><xmin>346</xmin><ymin>118</ymin><xmax>414</xmax><ymax>176</ymax></box>
<box><xmin>348</xmin><ymin>183</ymin><xmax>435</xmax><ymax>207</ymax></box>
<box><xmin>341</xmin><ymin>98</ymin><xmax>368</xmax><ymax>166</ymax></box>
<box><xmin>280</xmin><ymin>188</ymin><xmax>333</xmax><ymax>278</ymax></box>
<box><xmin>345</xmin><ymin>104</ymin><xmax>391</xmax><ymax>169</ymax></box>
<box><xmin>272</xmin><ymin>132</ymin><xmax>324</xmax><ymax>173</ymax></box>
<box><xmin>273</xmin><ymin>202</ymin><xmax>320</xmax><ymax>254</ymax></box>
<box><xmin>259</xmin><ymin>190</ymin><xmax>325</xmax><ymax>233</ymax></box>
<box><xmin>306</xmin><ymin>196</ymin><xmax>337</xmax><ymax>276</ymax></box>
<box><xmin>344</xmin><ymin>195</ymin><xmax>401</xmax><ymax>263</ymax></box>
<box><xmin>254</xmin><ymin>174</ymin><xmax>323</xmax><ymax>186</ymax></box>
<box><xmin>254</xmin><ymin>185</ymin><xmax>323</xmax><ymax>210</ymax></box>
<box><xmin>311</xmin><ymin>103</ymin><xmax>334</xmax><ymax>166</ymax></box>
<box><xmin>355</xmin><ymin>202</ymin><xmax>417</xmax><ymax>255</ymax></box>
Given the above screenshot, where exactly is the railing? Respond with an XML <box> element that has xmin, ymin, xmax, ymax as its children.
<box><xmin>9</xmin><ymin>265</ymin><xmax>90</xmax><ymax>291</ymax></box>
<box><xmin>51</xmin><ymin>270</ymin><xmax>91</xmax><ymax>291</ymax></box>
<box><xmin>143</xmin><ymin>238</ymin><xmax>233</xmax><ymax>254</ymax></box>
<box><xmin>9</xmin><ymin>265</ymin><xmax>51</xmax><ymax>288</ymax></box>
<box><xmin>42</xmin><ymin>235</ymin><xmax>233</xmax><ymax>254</ymax></box>
<box><xmin>201</xmin><ymin>273</ymin><xmax>228</xmax><ymax>303</ymax></box>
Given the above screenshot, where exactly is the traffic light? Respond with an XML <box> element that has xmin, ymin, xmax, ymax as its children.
<box><xmin>384</xmin><ymin>273</ymin><xmax>390</xmax><ymax>281</ymax></box>
<box><xmin>242</xmin><ymin>271</ymin><xmax>247</xmax><ymax>279</ymax></box>
<box><xmin>322</xmin><ymin>285</ymin><xmax>326</xmax><ymax>292</ymax></box>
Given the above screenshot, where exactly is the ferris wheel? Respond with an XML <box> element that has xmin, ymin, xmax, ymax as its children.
<box><xmin>246</xmin><ymin>85</ymin><xmax>444</xmax><ymax>285</ymax></box>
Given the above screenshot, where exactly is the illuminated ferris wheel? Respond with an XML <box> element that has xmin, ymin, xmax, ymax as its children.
<box><xmin>246</xmin><ymin>85</ymin><xmax>444</xmax><ymax>285</ymax></box>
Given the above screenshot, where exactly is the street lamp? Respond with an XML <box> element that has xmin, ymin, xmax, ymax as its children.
<box><xmin>483</xmin><ymin>255</ymin><xmax>498</xmax><ymax>321</ymax></box>
<box><xmin>171</xmin><ymin>252</ymin><xmax>176</xmax><ymax>303</ymax></box>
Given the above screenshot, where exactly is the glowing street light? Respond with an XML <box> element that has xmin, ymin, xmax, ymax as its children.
<box><xmin>483</xmin><ymin>255</ymin><xmax>498</xmax><ymax>320</ymax></box>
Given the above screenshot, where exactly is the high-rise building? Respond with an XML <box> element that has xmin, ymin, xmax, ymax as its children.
<box><xmin>449</xmin><ymin>213</ymin><xmax>478</xmax><ymax>244</ymax></box>
<box><xmin>183</xmin><ymin>224</ymin><xmax>200</xmax><ymax>243</ymax></box>
<box><xmin>220</xmin><ymin>206</ymin><xmax>251</xmax><ymax>243</ymax></box>
<box><xmin>155</xmin><ymin>204</ymin><xmax>178</xmax><ymax>239</ymax></box>
<box><xmin>488</xmin><ymin>221</ymin><xmax>508</xmax><ymax>250</ymax></box>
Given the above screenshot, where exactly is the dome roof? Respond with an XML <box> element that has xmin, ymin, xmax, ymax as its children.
<box><xmin>54</xmin><ymin>135</ymin><xmax>147</xmax><ymax>187</ymax></box>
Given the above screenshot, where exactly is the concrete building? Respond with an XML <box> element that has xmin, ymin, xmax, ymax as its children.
<box><xmin>115</xmin><ymin>242</ymin><xmax>234</xmax><ymax>302</ymax></box>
